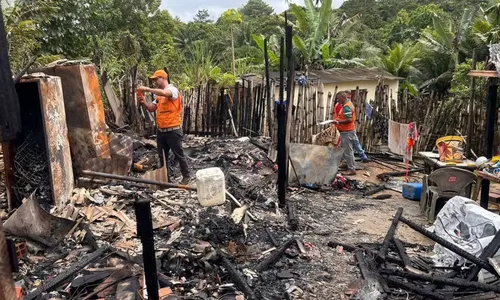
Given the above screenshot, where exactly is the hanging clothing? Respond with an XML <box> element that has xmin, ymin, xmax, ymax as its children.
<box><xmin>365</xmin><ymin>103</ymin><xmax>374</xmax><ymax>120</ymax></box>
<box><xmin>388</xmin><ymin>120</ymin><xmax>417</xmax><ymax>161</ymax></box>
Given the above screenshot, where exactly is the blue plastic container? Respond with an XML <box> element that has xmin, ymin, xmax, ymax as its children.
<box><xmin>402</xmin><ymin>183</ymin><xmax>423</xmax><ymax>201</ymax></box>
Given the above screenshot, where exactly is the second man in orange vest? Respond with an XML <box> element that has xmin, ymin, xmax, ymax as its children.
<box><xmin>333</xmin><ymin>91</ymin><xmax>357</xmax><ymax>176</ymax></box>
<box><xmin>138</xmin><ymin>70</ymin><xmax>191</xmax><ymax>184</ymax></box>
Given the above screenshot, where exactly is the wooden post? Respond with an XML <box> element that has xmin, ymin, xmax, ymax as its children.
<box><xmin>317</xmin><ymin>81</ymin><xmax>325</xmax><ymax>122</ymax></box>
<box><xmin>195</xmin><ymin>85</ymin><xmax>201</xmax><ymax>135</ymax></box>
<box><xmin>285</xmin><ymin>24</ymin><xmax>296</xmax><ymax>185</ymax></box>
<box><xmin>0</xmin><ymin>2</ymin><xmax>21</xmax><ymax>143</ymax></box>
<box><xmin>0</xmin><ymin>221</ymin><xmax>16</xmax><ymax>300</ymax></box>
<box><xmin>481</xmin><ymin>78</ymin><xmax>498</xmax><ymax>209</ymax></box>
<box><xmin>134</xmin><ymin>198</ymin><xmax>159</xmax><ymax>300</ymax></box>
<box><xmin>264</xmin><ymin>39</ymin><xmax>272</xmax><ymax>138</ymax></box>
<box><xmin>466</xmin><ymin>49</ymin><xmax>477</xmax><ymax>157</ymax></box>
<box><xmin>294</xmin><ymin>85</ymin><xmax>304</xmax><ymax>143</ymax></box>
<box><xmin>277</xmin><ymin>36</ymin><xmax>286</xmax><ymax>207</ymax></box>
<box><xmin>312</xmin><ymin>89</ymin><xmax>317</xmax><ymax>135</ymax></box>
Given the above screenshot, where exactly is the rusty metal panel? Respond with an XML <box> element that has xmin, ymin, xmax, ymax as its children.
<box><xmin>37</xmin><ymin>76</ymin><xmax>74</xmax><ymax>207</ymax></box>
<box><xmin>83</xmin><ymin>133</ymin><xmax>134</xmax><ymax>176</ymax></box>
<box><xmin>38</xmin><ymin>64</ymin><xmax>110</xmax><ymax>171</ymax></box>
<box><xmin>6</xmin><ymin>76</ymin><xmax>74</xmax><ymax>208</ymax></box>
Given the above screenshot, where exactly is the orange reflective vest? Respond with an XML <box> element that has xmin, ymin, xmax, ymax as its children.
<box><xmin>336</xmin><ymin>101</ymin><xmax>356</xmax><ymax>132</ymax></box>
<box><xmin>156</xmin><ymin>91</ymin><xmax>182</xmax><ymax>129</ymax></box>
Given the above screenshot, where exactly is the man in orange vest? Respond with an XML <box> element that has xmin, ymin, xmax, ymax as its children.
<box><xmin>334</xmin><ymin>91</ymin><xmax>369</xmax><ymax>162</ymax></box>
<box><xmin>332</xmin><ymin>91</ymin><xmax>357</xmax><ymax>176</ymax></box>
<box><xmin>138</xmin><ymin>70</ymin><xmax>191</xmax><ymax>184</ymax></box>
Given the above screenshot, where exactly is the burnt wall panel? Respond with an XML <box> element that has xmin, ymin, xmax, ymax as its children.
<box><xmin>39</xmin><ymin>64</ymin><xmax>110</xmax><ymax>171</ymax></box>
<box><xmin>7</xmin><ymin>76</ymin><xmax>74</xmax><ymax>208</ymax></box>
<box><xmin>38</xmin><ymin>77</ymin><xmax>74</xmax><ymax>207</ymax></box>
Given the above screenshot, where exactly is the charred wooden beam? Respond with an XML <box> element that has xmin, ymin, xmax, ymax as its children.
<box><xmin>363</xmin><ymin>185</ymin><xmax>386</xmax><ymax>197</ymax></box>
<box><xmin>382</xmin><ymin>268</ymin><xmax>500</xmax><ymax>293</ymax></box>
<box><xmin>264</xmin><ymin>38</ymin><xmax>272</xmax><ymax>137</ymax></box>
<box><xmin>398</xmin><ymin>215</ymin><xmax>497</xmax><ymax>275</ymax></box>
<box><xmin>134</xmin><ymin>196</ymin><xmax>159</xmax><ymax>300</ymax></box>
<box><xmin>110</xmin><ymin>247</ymin><xmax>171</xmax><ymax>287</ymax></box>
<box><xmin>0</xmin><ymin>3</ymin><xmax>21</xmax><ymax>142</ymax></box>
<box><xmin>217</xmin><ymin>248</ymin><xmax>258</xmax><ymax>300</ymax></box>
<box><xmin>24</xmin><ymin>245</ymin><xmax>109</xmax><ymax>300</ymax></box>
<box><xmin>458</xmin><ymin>292</ymin><xmax>498</xmax><ymax>300</ymax></box>
<box><xmin>81</xmin><ymin>276</ymin><xmax>133</xmax><ymax>300</ymax></box>
<box><xmin>355</xmin><ymin>249</ymin><xmax>386</xmax><ymax>295</ymax></box>
<box><xmin>377</xmin><ymin>208</ymin><xmax>403</xmax><ymax>262</ymax></box>
<box><xmin>482</xmin><ymin>78</ymin><xmax>498</xmax><ymax>208</ymax></box>
<box><xmin>255</xmin><ymin>238</ymin><xmax>295</xmax><ymax>272</ymax></box>
<box><xmin>467</xmin><ymin>228</ymin><xmax>500</xmax><ymax>280</ymax></box>
<box><xmin>393</xmin><ymin>237</ymin><xmax>412</xmax><ymax>269</ymax></box>
<box><xmin>385</xmin><ymin>276</ymin><xmax>450</xmax><ymax>300</ymax></box>
<box><xmin>287</xmin><ymin>201</ymin><xmax>299</xmax><ymax>231</ymax></box>
<box><xmin>277</xmin><ymin>36</ymin><xmax>287</xmax><ymax>207</ymax></box>
<box><xmin>265</xmin><ymin>227</ymin><xmax>280</xmax><ymax>247</ymax></box>
<box><xmin>14</xmin><ymin>54</ymin><xmax>39</xmax><ymax>83</ymax></box>
<box><xmin>377</xmin><ymin>168</ymin><xmax>424</xmax><ymax>181</ymax></box>
<box><xmin>81</xmin><ymin>170</ymin><xmax>196</xmax><ymax>191</ymax></box>
<box><xmin>0</xmin><ymin>222</ymin><xmax>16</xmax><ymax>300</ymax></box>
<box><xmin>327</xmin><ymin>241</ymin><xmax>404</xmax><ymax>266</ymax></box>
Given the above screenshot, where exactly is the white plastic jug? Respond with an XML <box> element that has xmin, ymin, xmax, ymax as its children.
<box><xmin>196</xmin><ymin>167</ymin><xmax>226</xmax><ymax>207</ymax></box>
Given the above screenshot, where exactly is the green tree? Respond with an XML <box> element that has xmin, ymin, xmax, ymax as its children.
<box><xmin>218</xmin><ymin>9</ymin><xmax>243</xmax><ymax>75</ymax></box>
<box><xmin>239</xmin><ymin>0</ymin><xmax>273</xmax><ymax>17</ymax></box>
<box><xmin>384</xmin><ymin>4</ymin><xmax>450</xmax><ymax>44</ymax></box>
<box><xmin>194</xmin><ymin>9</ymin><xmax>212</xmax><ymax>23</ymax></box>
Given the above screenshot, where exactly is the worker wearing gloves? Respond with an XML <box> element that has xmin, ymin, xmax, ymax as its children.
<box><xmin>332</xmin><ymin>91</ymin><xmax>357</xmax><ymax>176</ymax></box>
<box><xmin>138</xmin><ymin>69</ymin><xmax>191</xmax><ymax>184</ymax></box>
<box><xmin>334</xmin><ymin>91</ymin><xmax>369</xmax><ymax>163</ymax></box>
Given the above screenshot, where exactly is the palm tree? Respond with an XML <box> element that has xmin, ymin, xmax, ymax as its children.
<box><xmin>174</xmin><ymin>26</ymin><xmax>203</xmax><ymax>57</ymax></box>
<box><xmin>376</xmin><ymin>43</ymin><xmax>419</xmax><ymax>78</ymax></box>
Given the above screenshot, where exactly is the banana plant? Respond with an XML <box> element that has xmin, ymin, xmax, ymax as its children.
<box><xmin>473</xmin><ymin>1</ymin><xmax>500</xmax><ymax>45</ymax></box>
<box><xmin>289</xmin><ymin>0</ymin><xmax>332</xmax><ymax>75</ymax></box>
<box><xmin>252</xmin><ymin>33</ymin><xmax>280</xmax><ymax>66</ymax></box>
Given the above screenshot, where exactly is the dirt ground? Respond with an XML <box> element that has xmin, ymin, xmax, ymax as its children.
<box><xmin>0</xmin><ymin>138</ymin><xmax>437</xmax><ymax>300</ymax></box>
<box><xmin>277</xmin><ymin>161</ymin><xmax>432</xmax><ymax>299</ymax></box>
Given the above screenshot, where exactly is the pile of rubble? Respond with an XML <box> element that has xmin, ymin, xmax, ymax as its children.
<box><xmin>330</xmin><ymin>206</ymin><xmax>500</xmax><ymax>300</ymax></box>
<box><xmin>5</xmin><ymin>134</ymin><xmax>500</xmax><ymax>299</ymax></box>
<box><xmin>1</xmin><ymin>136</ymin><xmax>323</xmax><ymax>299</ymax></box>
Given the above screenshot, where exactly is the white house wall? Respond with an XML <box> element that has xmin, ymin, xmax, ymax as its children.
<box><xmin>273</xmin><ymin>79</ymin><xmax>400</xmax><ymax>120</ymax></box>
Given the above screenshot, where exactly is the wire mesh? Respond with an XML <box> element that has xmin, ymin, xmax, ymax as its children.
<box><xmin>12</xmin><ymin>131</ymin><xmax>52</xmax><ymax>204</ymax></box>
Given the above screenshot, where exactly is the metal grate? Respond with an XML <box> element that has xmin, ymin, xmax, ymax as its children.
<box><xmin>12</xmin><ymin>132</ymin><xmax>52</xmax><ymax>204</ymax></box>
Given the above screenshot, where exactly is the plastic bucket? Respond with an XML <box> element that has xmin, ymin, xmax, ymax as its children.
<box><xmin>436</xmin><ymin>136</ymin><xmax>464</xmax><ymax>163</ymax></box>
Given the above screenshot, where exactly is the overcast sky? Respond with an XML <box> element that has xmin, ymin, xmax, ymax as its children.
<box><xmin>161</xmin><ymin>0</ymin><xmax>345</xmax><ymax>22</ymax></box>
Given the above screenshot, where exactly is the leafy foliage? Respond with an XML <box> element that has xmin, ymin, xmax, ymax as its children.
<box><xmin>2</xmin><ymin>0</ymin><xmax>499</xmax><ymax>98</ymax></box>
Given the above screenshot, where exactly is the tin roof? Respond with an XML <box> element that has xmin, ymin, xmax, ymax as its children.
<box><xmin>269</xmin><ymin>68</ymin><xmax>403</xmax><ymax>83</ymax></box>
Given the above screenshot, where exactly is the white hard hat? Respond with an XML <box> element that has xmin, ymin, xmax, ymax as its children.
<box><xmin>476</xmin><ymin>156</ymin><xmax>489</xmax><ymax>167</ymax></box>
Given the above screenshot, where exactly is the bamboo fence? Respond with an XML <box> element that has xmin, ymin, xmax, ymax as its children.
<box><xmin>102</xmin><ymin>74</ymin><xmax>495</xmax><ymax>157</ymax></box>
